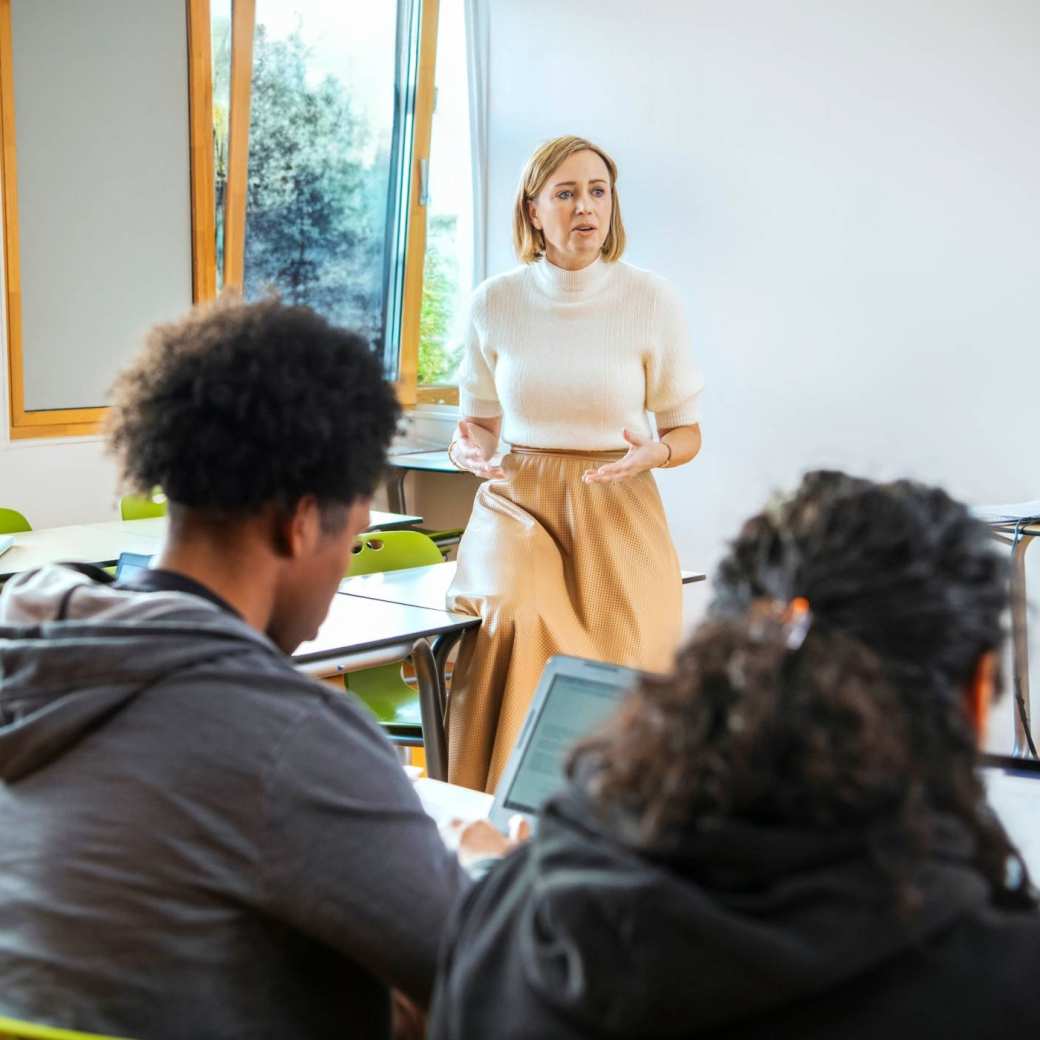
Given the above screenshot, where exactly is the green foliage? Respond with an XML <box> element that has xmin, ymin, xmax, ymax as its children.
<box><xmin>418</xmin><ymin>215</ymin><xmax>463</xmax><ymax>385</ymax></box>
<box><xmin>232</xmin><ymin>23</ymin><xmax>464</xmax><ymax>383</ymax></box>
<box><xmin>244</xmin><ymin>27</ymin><xmax>385</xmax><ymax>344</ymax></box>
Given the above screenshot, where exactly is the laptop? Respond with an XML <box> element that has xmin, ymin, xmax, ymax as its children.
<box><xmin>415</xmin><ymin>655</ymin><xmax>641</xmax><ymax>835</ymax></box>
<box><xmin>114</xmin><ymin>551</ymin><xmax>153</xmax><ymax>582</ymax></box>
<box><xmin>980</xmin><ymin>753</ymin><xmax>1040</xmax><ymax>878</ymax></box>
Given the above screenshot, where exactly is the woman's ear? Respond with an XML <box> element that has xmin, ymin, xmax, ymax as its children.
<box><xmin>527</xmin><ymin>199</ymin><xmax>541</xmax><ymax>230</ymax></box>
<box><xmin>966</xmin><ymin>650</ymin><xmax>997</xmax><ymax>743</ymax></box>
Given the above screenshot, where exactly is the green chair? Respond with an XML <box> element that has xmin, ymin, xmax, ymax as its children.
<box><xmin>119</xmin><ymin>490</ymin><xmax>166</xmax><ymax>521</ymax></box>
<box><xmin>345</xmin><ymin>531</ymin><xmax>445</xmax><ymax>752</ymax></box>
<box><xmin>415</xmin><ymin>526</ymin><xmax>465</xmax><ymax>555</ymax></box>
<box><xmin>0</xmin><ymin>507</ymin><xmax>32</xmax><ymax>534</ymax></box>
<box><xmin>0</xmin><ymin>1015</ymin><xmax>135</xmax><ymax>1040</ymax></box>
<box><xmin>347</xmin><ymin>529</ymin><xmax>444</xmax><ymax>576</ymax></box>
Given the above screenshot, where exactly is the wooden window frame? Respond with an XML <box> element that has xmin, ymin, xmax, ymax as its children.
<box><xmin>1</xmin><ymin>0</ymin><xmax>450</xmax><ymax>440</ymax></box>
<box><xmin>0</xmin><ymin>0</ymin><xmax>215</xmax><ymax>440</ymax></box>
<box><xmin>216</xmin><ymin>0</ymin><xmax>447</xmax><ymax>408</ymax></box>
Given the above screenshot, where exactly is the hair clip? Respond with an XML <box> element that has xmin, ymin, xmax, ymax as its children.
<box><xmin>782</xmin><ymin>596</ymin><xmax>813</xmax><ymax>652</ymax></box>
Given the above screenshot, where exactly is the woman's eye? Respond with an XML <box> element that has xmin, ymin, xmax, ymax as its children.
<box><xmin>558</xmin><ymin>191</ymin><xmax>572</xmax><ymax>200</ymax></box>
<box><xmin>592</xmin><ymin>188</ymin><xmax>606</xmax><ymax>197</ymax></box>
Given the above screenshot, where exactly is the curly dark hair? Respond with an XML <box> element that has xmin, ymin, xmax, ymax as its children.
<box><xmin>572</xmin><ymin>472</ymin><xmax>1033</xmax><ymax>909</ymax></box>
<box><xmin>105</xmin><ymin>297</ymin><xmax>400</xmax><ymax>520</ymax></box>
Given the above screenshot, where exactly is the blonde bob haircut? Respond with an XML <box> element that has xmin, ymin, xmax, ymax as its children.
<box><xmin>513</xmin><ymin>135</ymin><xmax>626</xmax><ymax>264</ymax></box>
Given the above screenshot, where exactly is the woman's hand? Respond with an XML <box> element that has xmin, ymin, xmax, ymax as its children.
<box><xmin>582</xmin><ymin>428</ymin><xmax>669</xmax><ymax>484</ymax></box>
<box><xmin>451</xmin><ymin>420</ymin><xmax>505</xmax><ymax>479</ymax></box>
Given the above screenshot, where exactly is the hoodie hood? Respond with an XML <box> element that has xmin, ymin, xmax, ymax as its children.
<box><xmin>0</xmin><ymin>564</ymin><xmax>277</xmax><ymax>782</ymax></box>
<box><xmin>430</xmin><ymin>784</ymin><xmax>991</xmax><ymax>1039</ymax></box>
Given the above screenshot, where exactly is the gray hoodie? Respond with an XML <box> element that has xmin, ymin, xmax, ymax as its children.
<box><xmin>0</xmin><ymin>564</ymin><xmax>466</xmax><ymax>1039</ymax></box>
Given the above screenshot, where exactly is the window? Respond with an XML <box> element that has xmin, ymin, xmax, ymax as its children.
<box><xmin>0</xmin><ymin>0</ymin><xmax>207</xmax><ymax>438</ymax></box>
<box><xmin>0</xmin><ymin>0</ymin><xmax>465</xmax><ymax>439</ymax></box>
<box><xmin>415</xmin><ymin>0</ymin><xmax>472</xmax><ymax>405</ymax></box>
<box><xmin>215</xmin><ymin>0</ymin><xmax>448</xmax><ymax>403</ymax></box>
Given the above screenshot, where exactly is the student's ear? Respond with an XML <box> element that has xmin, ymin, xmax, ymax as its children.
<box><xmin>966</xmin><ymin>650</ymin><xmax>996</xmax><ymax>742</ymax></box>
<box><xmin>272</xmin><ymin>496</ymin><xmax>321</xmax><ymax>560</ymax></box>
<box><xmin>527</xmin><ymin>200</ymin><xmax>542</xmax><ymax>230</ymax></box>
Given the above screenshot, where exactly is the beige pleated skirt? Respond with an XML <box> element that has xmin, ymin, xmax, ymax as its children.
<box><xmin>445</xmin><ymin>446</ymin><xmax>682</xmax><ymax>792</ymax></box>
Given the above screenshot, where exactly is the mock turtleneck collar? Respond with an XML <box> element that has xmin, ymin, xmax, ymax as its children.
<box><xmin>530</xmin><ymin>255</ymin><xmax>612</xmax><ymax>299</ymax></box>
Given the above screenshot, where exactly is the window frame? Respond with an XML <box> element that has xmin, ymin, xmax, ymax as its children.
<box><xmin>0</xmin><ymin>0</ymin><xmax>216</xmax><ymax>440</ymax></box>
<box><xmin>0</xmin><ymin>0</ymin><xmax>447</xmax><ymax>440</ymax></box>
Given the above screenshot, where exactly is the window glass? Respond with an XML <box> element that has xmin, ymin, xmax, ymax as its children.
<box><xmin>242</xmin><ymin>2</ymin><xmax>406</xmax><ymax>352</ymax></box>
<box><xmin>211</xmin><ymin>0</ymin><xmax>231</xmax><ymax>293</ymax></box>
<box><xmin>420</xmin><ymin>0</ymin><xmax>473</xmax><ymax>386</ymax></box>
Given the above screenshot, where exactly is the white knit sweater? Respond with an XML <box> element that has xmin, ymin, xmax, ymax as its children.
<box><xmin>457</xmin><ymin>257</ymin><xmax>704</xmax><ymax>450</ymax></box>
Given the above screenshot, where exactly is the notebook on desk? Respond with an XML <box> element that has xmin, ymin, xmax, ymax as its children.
<box><xmin>415</xmin><ymin>655</ymin><xmax>642</xmax><ymax>835</ymax></box>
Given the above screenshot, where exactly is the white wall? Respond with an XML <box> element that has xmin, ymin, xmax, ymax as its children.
<box><xmin>0</xmin><ymin>292</ymin><xmax>120</xmax><ymax>526</ymax></box>
<box><xmin>483</xmin><ymin>0</ymin><xmax>1040</xmax><ymax>748</ymax></box>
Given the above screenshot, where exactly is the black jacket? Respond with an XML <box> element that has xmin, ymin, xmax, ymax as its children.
<box><xmin>0</xmin><ymin>564</ymin><xmax>466</xmax><ymax>1039</ymax></box>
<box><xmin>429</xmin><ymin>784</ymin><xmax>1040</xmax><ymax>1039</ymax></box>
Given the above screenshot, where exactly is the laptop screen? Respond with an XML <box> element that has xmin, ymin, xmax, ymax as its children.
<box><xmin>502</xmin><ymin>672</ymin><xmax>631</xmax><ymax>814</ymax></box>
<box><xmin>114</xmin><ymin>552</ymin><xmax>153</xmax><ymax>582</ymax></box>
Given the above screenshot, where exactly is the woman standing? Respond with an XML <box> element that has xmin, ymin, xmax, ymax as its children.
<box><xmin>446</xmin><ymin>136</ymin><xmax>704</xmax><ymax>791</ymax></box>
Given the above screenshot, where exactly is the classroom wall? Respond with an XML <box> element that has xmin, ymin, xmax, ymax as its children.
<box><xmin>482</xmin><ymin>0</ymin><xmax>1040</xmax><ymax>748</ymax></box>
<box><xmin>0</xmin><ymin>257</ymin><xmax>118</xmax><ymax>526</ymax></box>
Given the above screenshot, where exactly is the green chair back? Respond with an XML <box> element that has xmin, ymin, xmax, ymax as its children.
<box><xmin>348</xmin><ymin>529</ymin><xmax>443</xmax><ymax>576</ymax></box>
<box><xmin>0</xmin><ymin>1015</ymin><xmax>136</xmax><ymax>1040</ymax></box>
<box><xmin>344</xmin><ymin>531</ymin><xmax>444</xmax><ymax>741</ymax></box>
<box><xmin>0</xmin><ymin>507</ymin><xmax>32</xmax><ymax>534</ymax></box>
<box><xmin>119</xmin><ymin>491</ymin><xmax>166</xmax><ymax>521</ymax></box>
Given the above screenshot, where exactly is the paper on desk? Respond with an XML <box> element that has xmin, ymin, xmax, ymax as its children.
<box><xmin>413</xmin><ymin>776</ymin><xmax>493</xmax><ymax>828</ymax></box>
<box><xmin>972</xmin><ymin>501</ymin><xmax>1040</xmax><ymax>525</ymax></box>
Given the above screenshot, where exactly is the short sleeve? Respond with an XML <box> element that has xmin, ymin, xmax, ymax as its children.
<box><xmin>645</xmin><ymin>278</ymin><xmax>704</xmax><ymax>428</ymax></box>
<box><xmin>456</xmin><ymin>283</ymin><xmax>503</xmax><ymax>419</ymax></box>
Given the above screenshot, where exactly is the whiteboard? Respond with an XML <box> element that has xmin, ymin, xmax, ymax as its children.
<box><xmin>11</xmin><ymin>0</ymin><xmax>193</xmax><ymax>412</ymax></box>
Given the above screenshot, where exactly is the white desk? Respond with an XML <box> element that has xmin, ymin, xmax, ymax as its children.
<box><xmin>385</xmin><ymin>450</ymin><xmax>460</xmax><ymax>515</ymax></box>
<box><xmin>339</xmin><ymin>560</ymin><xmax>706</xmax><ymax>611</ymax></box>
<box><xmin>0</xmin><ymin>510</ymin><xmax>423</xmax><ymax>580</ymax></box>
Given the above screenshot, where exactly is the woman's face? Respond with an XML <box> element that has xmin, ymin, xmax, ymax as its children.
<box><xmin>527</xmin><ymin>149</ymin><xmax>612</xmax><ymax>271</ymax></box>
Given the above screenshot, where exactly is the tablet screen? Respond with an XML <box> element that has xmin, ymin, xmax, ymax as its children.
<box><xmin>502</xmin><ymin>673</ymin><xmax>628</xmax><ymax>814</ymax></box>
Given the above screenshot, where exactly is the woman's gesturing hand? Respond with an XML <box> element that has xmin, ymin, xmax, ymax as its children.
<box><xmin>582</xmin><ymin>428</ymin><xmax>669</xmax><ymax>485</ymax></box>
<box><xmin>450</xmin><ymin>420</ymin><xmax>505</xmax><ymax>479</ymax></box>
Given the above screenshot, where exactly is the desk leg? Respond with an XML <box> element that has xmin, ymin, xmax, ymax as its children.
<box><xmin>421</xmin><ymin>629</ymin><xmax>468</xmax><ymax>781</ymax></box>
<box><xmin>386</xmin><ymin>470</ymin><xmax>408</xmax><ymax>516</ymax></box>
<box><xmin>411</xmin><ymin>638</ymin><xmax>448</xmax><ymax>781</ymax></box>
<box><xmin>1010</xmin><ymin>534</ymin><xmax>1037</xmax><ymax>758</ymax></box>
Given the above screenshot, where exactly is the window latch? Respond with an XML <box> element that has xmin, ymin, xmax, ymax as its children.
<box><xmin>419</xmin><ymin>157</ymin><xmax>430</xmax><ymax>207</ymax></box>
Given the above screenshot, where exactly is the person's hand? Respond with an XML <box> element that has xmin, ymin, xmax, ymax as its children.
<box><xmin>443</xmin><ymin>815</ymin><xmax>530</xmax><ymax>868</ymax></box>
<box><xmin>450</xmin><ymin>420</ymin><xmax>505</xmax><ymax>479</ymax></box>
<box><xmin>582</xmin><ymin>428</ymin><xmax>669</xmax><ymax>484</ymax></box>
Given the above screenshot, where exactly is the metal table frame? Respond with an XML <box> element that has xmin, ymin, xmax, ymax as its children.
<box><xmin>986</xmin><ymin>518</ymin><xmax>1039</xmax><ymax>758</ymax></box>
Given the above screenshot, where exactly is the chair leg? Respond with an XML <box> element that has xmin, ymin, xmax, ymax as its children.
<box><xmin>412</xmin><ymin>637</ymin><xmax>448</xmax><ymax>781</ymax></box>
